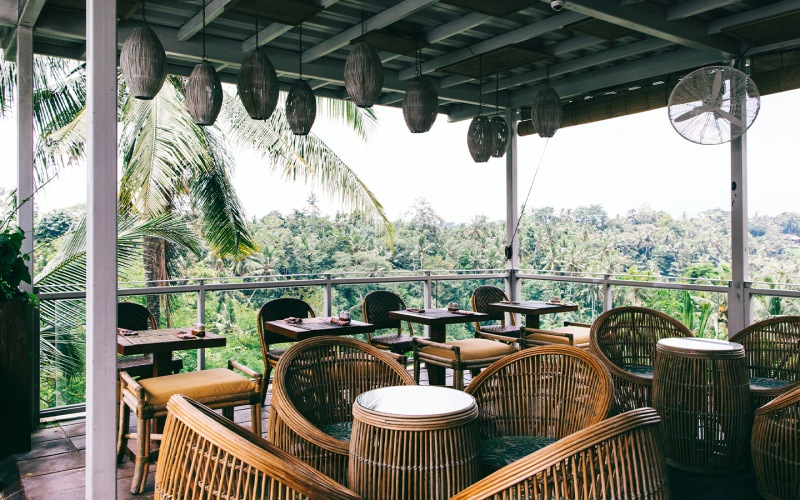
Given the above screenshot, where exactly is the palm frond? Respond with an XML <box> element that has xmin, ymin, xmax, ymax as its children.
<box><xmin>316</xmin><ymin>96</ymin><xmax>377</xmax><ymax>142</ymax></box>
<box><xmin>219</xmin><ymin>94</ymin><xmax>394</xmax><ymax>244</ymax></box>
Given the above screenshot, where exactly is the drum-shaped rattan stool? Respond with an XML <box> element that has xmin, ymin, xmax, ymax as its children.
<box><xmin>652</xmin><ymin>337</ymin><xmax>752</xmax><ymax>474</ymax></box>
<box><xmin>348</xmin><ymin>385</ymin><xmax>480</xmax><ymax>500</ymax></box>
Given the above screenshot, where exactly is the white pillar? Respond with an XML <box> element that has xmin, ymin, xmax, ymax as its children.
<box><xmin>505</xmin><ymin>109</ymin><xmax>520</xmax><ymax>303</ymax></box>
<box><xmin>728</xmin><ymin>133</ymin><xmax>749</xmax><ymax>336</ymax></box>
<box><xmin>85</xmin><ymin>0</ymin><xmax>118</xmax><ymax>498</ymax></box>
<box><xmin>16</xmin><ymin>26</ymin><xmax>34</xmax><ymax>292</ymax></box>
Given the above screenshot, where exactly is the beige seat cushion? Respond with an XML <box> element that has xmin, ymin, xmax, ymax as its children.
<box><xmin>420</xmin><ymin>338</ymin><xmax>517</xmax><ymax>361</ymax></box>
<box><xmin>138</xmin><ymin>368</ymin><xmax>255</xmax><ymax>405</ymax></box>
<box><xmin>525</xmin><ymin>326</ymin><xmax>590</xmax><ymax>346</ymax></box>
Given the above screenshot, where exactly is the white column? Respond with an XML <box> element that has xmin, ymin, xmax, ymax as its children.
<box><xmin>85</xmin><ymin>0</ymin><xmax>118</xmax><ymax>498</ymax></box>
<box><xmin>728</xmin><ymin>133</ymin><xmax>749</xmax><ymax>336</ymax></box>
<box><xmin>16</xmin><ymin>26</ymin><xmax>34</xmax><ymax>292</ymax></box>
<box><xmin>505</xmin><ymin>109</ymin><xmax>520</xmax><ymax>303</ymax></box>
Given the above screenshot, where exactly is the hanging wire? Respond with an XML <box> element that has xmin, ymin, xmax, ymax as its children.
<box><xmin>298</xmin><ymin>24</ymin><xmax>303</xmax><ymax>79</ymax></box>
<box><xmin>202</xmin><ymin>0</ymin><xmax>207</xmax><ymax>61</ymax></box>
<box><xmin>478</xmin><ymin>55</ymin><xmax>483</xmax><ymax>116</ymax></box>
<box><xmin>495</xmin><ymin>74</ymin><xmax>500</xmax><ymax>116</ymax></box>
<box><xmin>506</xmin><ymin>137</ymin><xmax>552</xmax><ymax>260</ymax></box>
<box><xmin>142</xmin><ymin>0</ymin><xmax>147</xmax><ymax>24</ymax></box>
<box><xmin>254</xmin><ymin>4</ymin><xmax>259</xmax><ymax>49</ymax></box>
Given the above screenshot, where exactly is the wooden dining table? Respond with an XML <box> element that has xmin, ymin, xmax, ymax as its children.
<box><xmin>387</xmin><ymin>308</ymin><xmax>490</xmax><ymax>386</ymax></box>
<box><xmin>116</xmin><ymin>328</ymin><xmax>226</xmax><ymax>377</ymax></box>
<box><xmin>261</xmin><ymin>317</ymin><xmax>376</xmax><ymax>342</ymax></box>
<box><xmin>486</xmin><ymin>300</ymin><xmax>578</xmax><ymax>329</ymax></box>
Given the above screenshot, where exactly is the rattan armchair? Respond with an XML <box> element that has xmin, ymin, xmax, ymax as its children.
<box><xmin>268</xmin><ymin>336</ymin><xmax>416</xmax><ymax>485</ymax></box>
<box><xmin>729</xmin><ymin>315</ymin><xmax>800</xmax><ymax>410</ymax></box>
<box><xmin>117</xmin><ymin>302</ymin><xmax>182</xmax><ymax>377</ymax></box>
<box><xmin>470</xmin><ymin>285</ymin><xmax>523</xmax><ymax>338</ymax></box>
<box><xmin>590</xmin><ymin>306</ymin><xmax>693</xmax><ymax>414</ymax></box>
<box><xmin>450</xmin><ymin>407</ymin><xmax>670</xmax><ymax>500</ymax></box>
<box><xmin>155</xmin><ymin>395</ymin><xmax>361</xmax><ymax>500</ymax></box>
<box><xmin>752</xmin><ymin>385</ymin><xmax>800</xmax><ymax>500</ymax></box>
<box><xmin>362</xmin><ymin>290</ymin><xmax>423</xmax><ymax>355</ymax></box>
<box><xmin>256</xmin><ymin>298</ymin><xmax>315</xmax><ymax>397</ymax></box>
<box><xmin>465</xmin><ymin>345</ymin><xmax>613</xmax><ymax>474</ymax></box>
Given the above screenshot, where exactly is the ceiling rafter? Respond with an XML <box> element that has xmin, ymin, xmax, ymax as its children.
<box><xmin>557</xmin><ymin>0</ymin><xmax>741</xmax><ymax>56</ymax></box>
<box><xmin>666</xmin><ymin>0</ymin><xmax>740</xmax><ymax>21</ymax></box>
<box><xmin>397</xmin><ymin>11</ymin><xmax>587</xmax><ymax>81</ymax></box>
<box><xmin>177</xmin><ymin>0</ymin><xmax>233</xmax><ymax>42</ymax></box>
<box><xmin>706</xmin><ymin>0</ymin><xmax>800</xmax><ymax>34</ymax></box>
<box><xmin>302</xmin><ymin>0</ymin><xmax>439</xmax><ymax>64</ymax></box>
<box><xmin>4</xmin><ymin>0</ymin><xmax>48</xmax><ymax>61</ymax></box>
<box><xmin>240</xmin><ymin>0</ymin><xmax>343</xmax><ymax>53</ymax></box>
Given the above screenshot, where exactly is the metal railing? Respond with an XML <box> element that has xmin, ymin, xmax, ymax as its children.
<box><xmin>35</xmin><ymin>268</ymin><xmax>800</xmax><ymax>418</ymax></box>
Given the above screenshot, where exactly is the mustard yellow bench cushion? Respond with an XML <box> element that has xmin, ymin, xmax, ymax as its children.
<box><xmin>421</xmin><ymin>338</ymin><xmax>517</xmax><ymax>361</ymax></box>
<box><xmin>138</xmin><ymin>368</ymin><xmax>256</xmax><ymax>405</ymax></box>
<box><xmin>525</xmin><ymin>325</ymin><xmax>590</xmax><ymax>346</ymax></box>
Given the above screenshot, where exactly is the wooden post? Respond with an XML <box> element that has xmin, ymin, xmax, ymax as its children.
<box><xmin>0</xmin><ymin>302</ymin><xmax>34</xmax><ymax>456</ymax></box>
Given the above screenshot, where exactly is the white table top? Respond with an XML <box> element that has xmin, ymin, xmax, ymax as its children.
<box><xmin>355</xmin><ymin>385</ymin><xmax>475</xmax><ymax>416</ymax></box>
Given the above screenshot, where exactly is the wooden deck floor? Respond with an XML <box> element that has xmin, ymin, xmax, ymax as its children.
<box><xmin>1</xmin><ymin>368</ymin><xmax>761</xmax><ymax>499</ymax></box>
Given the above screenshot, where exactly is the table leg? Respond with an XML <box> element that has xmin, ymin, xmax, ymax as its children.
<box><xmin>525</xmin><ymin>314</ymin><xmax>541</xmax><ymax>329</ymax></box>
<box><xmin>151</xmin><ymin>352</ymin><xmax>173</xmax><ymax>377</ymax></box>
<box><xmin>427</xmin><ymin>324</ymin><xmax>446</xmax><ymax>386</ymax></box>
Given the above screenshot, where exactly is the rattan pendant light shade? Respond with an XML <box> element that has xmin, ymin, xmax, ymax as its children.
<box><xmin>120</xmin><ymin>26</ymin><xmax>167</xmax><ymax>100</ymax></box>
<box><xmin>490</xmin><ymin>116</ymin><xmax>509</xmax><ymax>157</ymax></box>
<box><xmin>186</xmin><ymin>62</ymin><xmax>223</xmax><ymax>126</ymax></box>
<box><xmin>287</xmin><ymin>79</ymin><xmax>316</xmax><ymax>135</ymax></box>
<box><xmin>237</xmin><ymin>50</ymin><xmax>279</xmax><ymax>120</ymax></box>
<box><xmin>531</xmin><ymin>84</ymin><xmax>563</xmax><ymax>138</ymax></box>
<box><xmin>403</xmin><ymin>77</ymin><xmax>438</xmax><ymax>133</ymax></box>
<box><xmin>468</xmin><ymin>116</ymin><xmax>492</xmax><ymax>163</ymax></box>
<box><xmin>344</xmin><ymin>41</ymin><xmax>383</xmax><ymax>108</ymax></box>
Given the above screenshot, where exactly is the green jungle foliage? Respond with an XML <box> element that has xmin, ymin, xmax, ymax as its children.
<box><xmin>34</xmin><ymin>200</ymin><xmax>800</xmax><ymax>409</ymax></box>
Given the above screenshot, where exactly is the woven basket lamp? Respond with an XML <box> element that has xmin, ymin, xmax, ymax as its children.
<box><xmin>237</xmin><ymin>49</ymin><xmax>279</xmax><ymax>120</ymax></box>
<box><xmin>287</xmin><ymin>79</ymin><xmax>317</xmax><ymax>135</ymax></box>
<box><xmin>467</xmin><ymin>115</ymin><xmax>492</xmax><ymax>163</ymax></box>
<box><xmin>531</xmin><ymin>84</ymin><xmax>563</xmax><ymax>138</ymax></box>
<box><xmin>186</xmin><ymin>62</ymin><xmax>223</xmax><ymax>126</ymax></box>
<box><xmin>490</xmin><ymin>116</ymin><xmax>509</xmax><ymax>157</ymax></box>
<box><xmin>344</xmin><ymin>41</ymin><xmax>383</xmax><ymax>108</ymax></box>
<box><xmin>403</xmin><ymin>77</ymin><xmax>438</xmax><ymax>133</ymax></box>
<box><xmin>120</xmin><ymin>25</ymin><xmax>168</xmax><ymax>100</ymax></box>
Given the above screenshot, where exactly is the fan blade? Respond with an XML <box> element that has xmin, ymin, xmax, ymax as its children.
<box><xmin>715</xmin><ymin>108</ymin><xmax>745</xmax><ymax>130</ymax></box>
<box><xmin>674</xmin><ymin>105</ymin><xmax>713</xmax><ymax>122</ymax></box>
<box><xmin>709</xmin><ymin>68</ymin><xmax>724</xmax><ymax>104</ymax></box>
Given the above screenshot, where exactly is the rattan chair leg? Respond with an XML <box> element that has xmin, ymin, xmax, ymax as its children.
<box><xmin>414</xmin><ymin>357</ymin><xmax>422</xmax><ymax>384</ymax></box>
<box><xmin>131</xmin><ymin>416</ymin><xmax>150</xmax><ymax>494</ymax></box>
<box><xmin>454</xmin><ymin>368</ymin><xmax>465</xmax><ymax>391</ymax></box>
<box><xmin>222</xmin><ymin>407</ymin><xmax>234</xmax><ymax>421</ymax></box>
<box><xmin>116</xmin><ymin>398</ymin><xmax>130</xmax><ymax>464</ymax></box>
<box><xmin>251</xmin><ymin>402</ymin><xmax>262</xmax><ymax>436</ymax></box>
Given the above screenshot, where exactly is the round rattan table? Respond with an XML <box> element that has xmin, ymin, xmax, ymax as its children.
<box><xmin>652</xmin><ymin>337</ymin><xmax>752</xmax><ymax>474</ymax></box>
<box><xmin>348</xmin><ymin>385</ymin><xmax>480</xmax><ymax>500</ymax></box>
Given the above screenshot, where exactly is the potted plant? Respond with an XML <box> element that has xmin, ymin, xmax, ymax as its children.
<box><xmin>0</xmin><ymin>193</ymin><xmax>36</xmax><ymax>457</ymax></box>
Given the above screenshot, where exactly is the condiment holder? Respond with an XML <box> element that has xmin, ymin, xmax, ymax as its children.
<box><xmin>447</xmin><ymin>302</ymin><xmax>459</xmax><ymax>312</ymax></box>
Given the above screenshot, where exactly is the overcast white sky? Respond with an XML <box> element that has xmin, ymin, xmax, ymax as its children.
<box><xmin>1</xmin><ymin>87</ymin><xmax>797</xmax><ymax>223</ymax></box>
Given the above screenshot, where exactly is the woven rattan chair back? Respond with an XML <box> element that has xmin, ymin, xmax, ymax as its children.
<box><xmin>451</xmin><ymin>407</ymin><xmax>670</xmax><ymax>500</ymax></box>
<box><xmin>752</xmin><ymin>385</ymin><xmax>800</xmax><ymax>500</ymax></box>
<box><xmin>118</xmin><ymin>302</ymin><xmax>156</xmax><ymax>330</ymax></box>
<box><xmin>590</xmin><ymin>306</ymin><xmax>693</xmax><ymax>413</ymax></box>
<box><xmin>155</xmin><ymin>395</ymin><xmax>361</xmax><ymax>500</ymax></box>
<box><xmin>471</xmin><ymin>285</ymin><xmax>509</xmax><ymax>323</ymax></box>
<box><xmin>362</xmin><ymin>290</ymin><xmax>406</xmax><ymax>330</ymax></box>
<box><xmin>268</xmin><ymin>336</ymin><xmax>415</xmax><ymax>484</ymax></box>
<box><xmin>256</xmin><ymin>297</ymin><xmax>316</xmax><ymax>373</ymax></box>
<box><xmin>729</xmin><ymin>315</ymin><xmax>800</xmax><ymax>409</ymax></box>
<box><xmin>465</xmin><ymin>345</ymin><xmax>612</xmax><ymax>441</ymax></box>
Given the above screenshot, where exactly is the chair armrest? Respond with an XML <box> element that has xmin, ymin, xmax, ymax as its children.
<box><xmin>385</xmin><ymin>351</ymin><xmax>408</xmax><ymax>366</ymax></box>
<box><xmin>564</xmin><ymin>321</ymin><xmax>591</xmax><ymax>328</ymax></box>
<box><xmin>119</xmin><ymin>370</ymin><xmax>144</xmax><ymax>397</ymax></box>
<box><xmin>227</xmin><ymin>359</ymin><xmax>262</xmax><ymax>381</ymax></box>
<box><xmin>525</xmin><ymin>328</ymin><xmax>572</xmax><ymax>338</ymax></box>
<box><xmin>477</xmin><ymin>332</ymin><xmax>519</xmax><ymax>345</ymax></box>
<box><xmin>413</xmin><ymin>337</ymin><xmax>458</xmax><ymax>351</ymax></box>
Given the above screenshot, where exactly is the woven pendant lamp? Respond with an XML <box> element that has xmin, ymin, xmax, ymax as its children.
<box><xmin>237</xmin><ymin>15</ymin><xmax>279</xmax><ymax>120</ymax></box>
<box><xmin>286</xmin><ymin>25</ymin><xmax>316</xmax><ymax>136</ymax></box>
<box><xmin>185</xmin><ymin>0</ymin><xmax>222</xmax><ymax>126</ymax></box>
<box><xmin>490</xmin><ymin>116</ymin><xmax>509</xmax><ymax>157</ymax></box>
<box><xmin>403</xmin><ymin>77</ymin><xmax>438</xmax><ymax>133</ymax></box>
<box><xmin>531</xmin><ymin>84</ymin><xmax>563</xmax><ymax>138</ymax></box>
<box><xmin>120</xmin><ymin>2</ymin><xmax>167</xmax><ymax>100</ymax></box>
<box><xmin>287</xmin><ymin>80</ymin><xmax>316</xmax><ymax>135</ymax></box>
<box><xmin>186</xmin><ymin>62</ymin><xmax>223</xmax><ymax>126</ymax></box>
<box><xmin>344</xmin><ymin>41</ymin><xmax>383</xmax><ymax>108</ymax></box>
<box><xmin>468</xmin><ymin>115</ymin><xmax>492</xmax><ymax>163</ymax></box>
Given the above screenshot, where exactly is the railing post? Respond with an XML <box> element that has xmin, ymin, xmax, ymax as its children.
<box><xmin>505</xmin><ymin>269</ymin><xmax>521</xmax><ymax>325</ymax></box>
<box><xmin>323</xmin><ymin>273</ymin><xmax>332</xmax><ymax>317</ymax></box>
<box><xmin>603</xmin><ymin>274</ymin><xmax>613</xmax><ymax>312</ymax></box>
<box><xmin>423</xmin><ymin>271</ymin><xmax>433</xmax><ymax>337</ymax></box>
<box><xmin>197</xmin><ymin>279</ymin><xmax>206</xmax><ymax>371</ymax></box>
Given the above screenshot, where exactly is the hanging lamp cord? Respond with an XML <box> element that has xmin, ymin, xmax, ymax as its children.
<box><xmin>505</xmin><ymin>137</ymin><xmax>551</xmax><ymax>260</ymax></box>
<box><xmin>202</xmin><ymin>0</ymin><xmax>207</xmax><ymax>61</ymax></box>
<box><xmin>298</xmin><ymin>25</ymin><xmax>303</xmax><ymax>79</ymax></box>
<box><xmin>495</xmin><ymin>74</ymin><xmax>500</xmax><ymax>116</ymax></box>
<box><xmin>142</xmin><ymin>0</ymin><xmax>147</xmax><ymax>24</ymax></box>
<box><xmin>478</xmin><ymin>55</ymin><xmax>483</xmax><ymax>116</ymax></box>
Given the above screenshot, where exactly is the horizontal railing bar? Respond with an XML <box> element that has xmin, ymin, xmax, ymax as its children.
<box><xmin>518</xmin><ymin>273</ymin><xmax>730</xmax><ymax>293</ymax></box>
<box><xmin>747</xmin><ymin>287</ymin><xmax>800</xmax><ymax>299</ymax></box>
